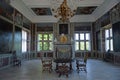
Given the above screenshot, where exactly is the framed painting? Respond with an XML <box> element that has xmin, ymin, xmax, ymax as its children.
<box><xmin>59</xmin><ymin>24</ymin><xmax>68</xmax><ymax>35</ymax></box>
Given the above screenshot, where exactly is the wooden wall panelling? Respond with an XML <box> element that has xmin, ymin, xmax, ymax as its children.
<box><xmin>14</xmin><ymin>26</ymin><xmax>22</xmax><ymax>55</ymax></box>
<box><xmin>0</xmin><ymin>0</ymin><xmax>14</xmax><ymax>21</ymax></box>
<box><xmin>112</xmin><ymin>21</ymin><xmax>120</xmax><ymax>52</ymax></box>
<box><xmin>0</xmin><ymin>18</ymin><xmax>13</xmax><ymax>52</ymax></box>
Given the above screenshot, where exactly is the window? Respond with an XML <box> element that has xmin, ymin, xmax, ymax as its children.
<box><xmin>75</xmin><ymin>32</ymin><xmax>91</xmax><ymax>51</ymax></box>
<box><xmin>37</xmin><ymin>32</ymin><xmax>53</xmax><ymax>51</ymax></box>
<box><xmin>105</xmin><ymin>28</ymin><xmax>113</xmax><ymax>51</ymax></box>
<box><xmin>22</xmin><ymin>30</ymin><xmax>27</xmax><ymax>52</ymax></box>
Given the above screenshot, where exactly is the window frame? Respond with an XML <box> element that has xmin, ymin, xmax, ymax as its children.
<box><xmin>105</xmin><ymin>27</ymin><xmax>113</xmax><ymax>51</ymax></box>
<box><xmin>74</xmin><ymin>31</ymin><xmax>91</xmax><ymax>51</ymax></box>
<box><xmin>22</xmin><ymin>30</ymin><xmax>30</xmax><ymax>53</ymax></box>
<box><xmin>37</xmin><ymin>32</ymin><xmax>53</xmax><ymax>51</ymax></box>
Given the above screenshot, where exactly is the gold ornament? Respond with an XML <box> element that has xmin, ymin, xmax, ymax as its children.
<box><xmin>60</xmin><ymin>34</ymin><xmax>67</xmax><ymax>43</ymax></box>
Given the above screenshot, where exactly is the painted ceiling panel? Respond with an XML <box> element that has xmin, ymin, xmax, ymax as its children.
<box><xmin>31</xmin><ymin>8</ymin><xmax>52</xmax><ymax>15</ymax></box>
<box><xmin>76</xmin><ymin>6</ymin><xmax>97</xmax><ymax>15</ymax></box>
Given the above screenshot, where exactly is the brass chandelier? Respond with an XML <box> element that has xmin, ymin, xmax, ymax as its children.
<box><xmin>51</xmin><ymin>0</ymin><xmax>77</xmax><ymax>22</ymax></box>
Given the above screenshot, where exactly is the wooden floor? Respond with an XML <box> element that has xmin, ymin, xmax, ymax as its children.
<box><xmin>0</xmin><ymin>59</ymin><xmax>120</xmax><ymax>80</ymax></box>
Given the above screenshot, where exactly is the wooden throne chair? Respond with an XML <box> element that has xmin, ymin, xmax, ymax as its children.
<box><xmin>54</xmin><ymin>44</ymin><xmax>73</xmax><ymax>77</ymax></box>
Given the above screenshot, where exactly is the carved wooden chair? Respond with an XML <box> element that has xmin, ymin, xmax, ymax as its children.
<box><xmin>55</xmin><ymin>45</ymin><xmax>72</xmax><ymax>76</ymax></box>
<box><xmin>76</xmin><ymin>53</ymin><xmax>88</xmax><ymax>73</ymax></box>
<box><xmin>41</xmin><ymin>58</ymin><xmax>52</xmax><ymax>73</ymax></box>
<box><xmin>57</xmin><ymin>63</ymin><xmax>69</xmax><ymax>77</ymax></box>
<box><xmin>12</xmin><ymin>51</ymin><xmax>21</xmax><ymax>66</ymax></box>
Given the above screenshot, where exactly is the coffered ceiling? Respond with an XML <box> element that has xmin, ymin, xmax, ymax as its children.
<box><xmin>10</xmin><ymin>0</ymin><xmax>119</xmax><ymax>23</ymax></box>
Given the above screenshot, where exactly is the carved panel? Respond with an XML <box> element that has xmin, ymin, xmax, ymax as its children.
<box><xmin>55</xmin><ymin>44</ymin><xmax>72</xmax><ymax>59</ymax></box>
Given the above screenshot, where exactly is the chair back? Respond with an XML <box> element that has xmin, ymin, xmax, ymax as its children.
<box><xmin>55</xmin><ymin>45</ymin><xmax>72</xmax><ymax>59</ymax></box>
<box><xmin>41</xmin><ymin>58</ymin><xmax>52</xmax><ymax>72</ymax></box>
<box><xmin>84</xmin><ymin>53</ymin><xmax>88</xmax><ymax>63</ymax></box>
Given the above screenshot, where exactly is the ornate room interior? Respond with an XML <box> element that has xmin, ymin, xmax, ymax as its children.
<box><xmin>0</xmin><ymin>0</ymin><xmax>120</xmax><ymax>80</ymax></box>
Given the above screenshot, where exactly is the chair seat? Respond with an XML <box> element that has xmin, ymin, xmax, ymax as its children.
<box><xmin>43</xmin><ymin>64</ymin><xmax>51</xmax><ymax>67</ymax></box>
<box><xmin>57</xmin><ymin>63</ymin><xmax>70</xmax><ymax>77</ymax></box>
